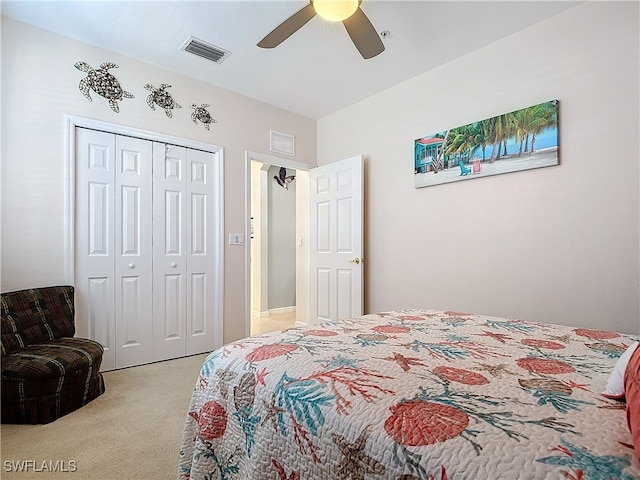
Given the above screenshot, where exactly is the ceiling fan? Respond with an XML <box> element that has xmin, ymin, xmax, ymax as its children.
<box><xmin>257</xmin><ymin>0</ymin><xmax>385</xmax><ymax>59</ymax></box>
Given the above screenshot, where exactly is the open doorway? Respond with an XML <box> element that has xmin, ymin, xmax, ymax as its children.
<box><xmin>245</xmin><ymin>151</ymin><xmax>312</xmax><ymax>337</ymax></box>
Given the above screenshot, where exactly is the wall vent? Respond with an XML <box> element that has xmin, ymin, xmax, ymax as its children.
<box><xmin>182</xmin><ymin>36</ymin><xmax>231</xmax><ymax>64</ymax></box>
<box><xmin>270</xmin><ymin>130</ymin><xmax>295</xmax><ymax>156</ymax></box>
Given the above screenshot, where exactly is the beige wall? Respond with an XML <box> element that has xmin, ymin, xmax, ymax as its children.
<box><xmin>2</xmin><ymin>2</ymin><xmax>639</xmax><ymax>342</ymax></box>
<box><xmin>318</xmin><ymin>2</ymin><xmax>640</xmax><ymax>333</ymax></box>
<box><xmin>0</xmin><ymin>17</ymin><xmax>317</xmax><ymax>344</ymax></box>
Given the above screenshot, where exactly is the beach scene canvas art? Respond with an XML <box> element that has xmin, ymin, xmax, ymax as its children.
<box><xmin>414</xmin><ymin>100</ymin><xmax>559</xmax><ymax>188</ymax></box>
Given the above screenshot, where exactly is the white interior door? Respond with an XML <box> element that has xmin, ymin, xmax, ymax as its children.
<box><xmin>151</xmin><ymin>143</ymin><xmax>218</xmax><ymax>359</ymax></box>
<box><xmin>76</xmin><ymin>129</ymin><xmax>154</xmax><ymax>370</ymax></box>
<box><xmin>75</xmin><ymin>128</ymin><xmax>117</xmax><ymax>370</ymax></box>
<box><xmin>309</xmin><ymin>155</ymin><xmax>363</xmax><ymax>324</ymax></box>
<box><xmin>184</xmin><ymin>147</ymin><xmax>217</xmax><ymax>355</ymax></box>
<box><xmin>113</xmin><ymin>135</ymin><xmax>153</xmax><ymax>369</ymax></box>
<box><xmin>152</xmin><ymin>143</ymin><xmax>187</xmax><ymax>361</ymax></box>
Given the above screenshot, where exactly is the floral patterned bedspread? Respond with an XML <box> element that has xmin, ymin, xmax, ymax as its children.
<box><xmin>178</xmin><ymin>310</ymin><xmax>640</xmax><ymax>480</ymax></box>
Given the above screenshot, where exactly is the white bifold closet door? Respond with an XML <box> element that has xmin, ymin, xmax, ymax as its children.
<box><xmin>75</xmin><ymin>128</ymin><xmax>217</xmax><ymax>370</ymax></box>
<box><xmin>152</xmin><ymin>143</ymin><xmax>216</xmax><ymax>361</ymax></box>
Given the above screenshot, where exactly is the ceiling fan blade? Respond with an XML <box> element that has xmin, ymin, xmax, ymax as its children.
<box><xmin>342</xmin><ymin>7</ymin><xmax>385</xmax><ymax>59</ymax></box>
<box><xmin>258</xmin><ymin>3</ymin><xmax>317</xmax><ymax>49</ymax></box>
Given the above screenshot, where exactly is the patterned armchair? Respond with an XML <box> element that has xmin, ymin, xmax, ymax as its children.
<box><xmin>1</xmin><ymin>286</ymin><xmax>105</xmax><ymax>424</ymax></box>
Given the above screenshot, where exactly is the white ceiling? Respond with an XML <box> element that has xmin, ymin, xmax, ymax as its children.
<box><xmin>1</xmin><ymin>0</ymin><xmax>581</xmax><ymax>119</ymax></box>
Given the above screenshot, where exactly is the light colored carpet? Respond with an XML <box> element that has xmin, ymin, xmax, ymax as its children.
<box><xmin>1</xmin><ymin>353</ymin><xmax>208</xmax><ymax>480</ymax></box>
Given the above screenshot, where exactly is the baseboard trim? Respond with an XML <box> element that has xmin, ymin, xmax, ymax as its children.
<box><xmin>269</xmin><ymin>306</ymin><xmax>296</xmax><ymax>315</ymax></box>
<box><xmin>252</xmin><ymin>306</ymin><xmax>296</xmax><ymax>317</ymax></box>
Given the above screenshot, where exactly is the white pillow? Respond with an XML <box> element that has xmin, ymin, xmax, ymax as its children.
<box><xmin>602</xmin><ymin>341</ymin><xmax>639</xmax><ymax>399</ymax></box>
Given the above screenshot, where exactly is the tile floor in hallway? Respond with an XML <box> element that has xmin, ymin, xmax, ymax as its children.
<box><xmin>251</xmin><ymin>309</ymin><xmax>297</xmax><ymax>335</ymax></box>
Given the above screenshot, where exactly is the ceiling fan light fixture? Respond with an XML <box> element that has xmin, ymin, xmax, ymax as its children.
<box><xmin>313</xmin><ymin>0</ymin><xmax>359</xmax><ymax>22</ymax></box>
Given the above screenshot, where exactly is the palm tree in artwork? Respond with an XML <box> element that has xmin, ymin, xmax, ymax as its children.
<box><xmin>445</xmin><ymin>123</ymin><xmax>481</xmax><ymax>163</ymax></box>
<box><xmin>432</xmin><ymin>101</ymin><xmax>558</xmax><ymax>172</ymax></box>
<box><xmin>476</xmin><ymin>119</ymin><xmax>494</xmax><ymax>162</ymax></box>
<box><xmin>529</xmin><ymin>101</ymin><xmax>558</xmax><ymax>153</ymax></box>
<box><xmin>514</xmin><ymin>107</ymin><xmax>537</xmax><ymax>157</ymax></box>
<box><xmin>489</xmin><ymin>114</ymin><xmax>515</xmax><ymax>163</ymax></box>
<box><xmin>514</xmin><ymin>101</ymin><xmax>558</xmax><ymax>156</ymax></box>
<box><xmin>499</xmin><ymin>112</ymin><xmax>517</xmax><ymax>158</ymax></box>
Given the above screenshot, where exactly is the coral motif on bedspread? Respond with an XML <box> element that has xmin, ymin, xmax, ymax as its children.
<box><xmin>178</xmin><ymin>310</ymin><xmax>640</xmax><ymax>479</ymax></box>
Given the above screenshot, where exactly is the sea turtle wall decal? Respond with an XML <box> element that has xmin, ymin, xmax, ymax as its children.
<box><xmin>74</xmin><ymin>61</ymin><xmax>134</xmax><ymax>113</ymax></box>
<box><xmin>191</xmin><ymin>104</ymin><xmax>217</xmax><ymax>131</ymax></box>
<box><xmin>144</xmin><ymin>83</ymin><xmax>181</xmax><ymax>117</ymax></box>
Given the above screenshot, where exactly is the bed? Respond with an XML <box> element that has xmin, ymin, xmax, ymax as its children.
<box><xmin>178</xmin><ymin>309</ymin><xmax>640</xmax><ymax>479</ymax></box>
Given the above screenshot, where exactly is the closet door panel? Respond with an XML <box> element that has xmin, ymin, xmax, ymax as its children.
<box><xmin>87</xmin><ymin>277</ymin><xmax>113</xmax><ymax>363</ymax></box>
<box><xmin>153</xmin><ymin>143</ymin><xmax>187</xmax><ymax>361</ymax></box>
<box><xmin>114</xmin><ymin>135</ymin><xmax>153</xmax><ymax>369</ymax></box>
<box><xmin>119</xmin><ymin>276</ymin><xmax>143</xmax><ymax>345</ymax></box>
<box><xmin>186</xmin><ymin>149</ymin><xmax>216</xmax><ymax>355</ymax></box>
<box><xmin>189</xmin><ymin>273</ymin><xmax>207</xmax><ymax>335</ymax></box>
<box><xmin>75</xmin><ymin>128</ymin><xmax>116</xmax><ymax>371</ymax></box>
<box><xmin>162</xmin><ymin>274</ymin><xmax>182</xmax><ymax>336</ymax></box>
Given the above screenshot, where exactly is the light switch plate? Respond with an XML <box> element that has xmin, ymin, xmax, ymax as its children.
<box><xmin>228</xmin><ymin>233</ymin><xmax>244</xmax><ymax>245</ymax></box>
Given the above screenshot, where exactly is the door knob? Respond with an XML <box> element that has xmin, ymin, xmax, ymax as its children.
<box><xmin>348</xmin><ymin>258</ymin><xmax>361</xmax><ymax>265</ymax></box>
<box><xmin>128</xmin><ymin>263</ymin><xmax>135</xmax><ymax>269</ymax></box>
<box><xmin>170</xmin><ymin>262</ymin><xmax>177</xmax><ymax>268</ymax></box>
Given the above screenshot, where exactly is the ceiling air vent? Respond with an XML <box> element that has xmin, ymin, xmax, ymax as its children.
<box><xmin>182</xmin><ymin>36</ymin><xmax>231</xmax><ymax>64</ymax></box>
